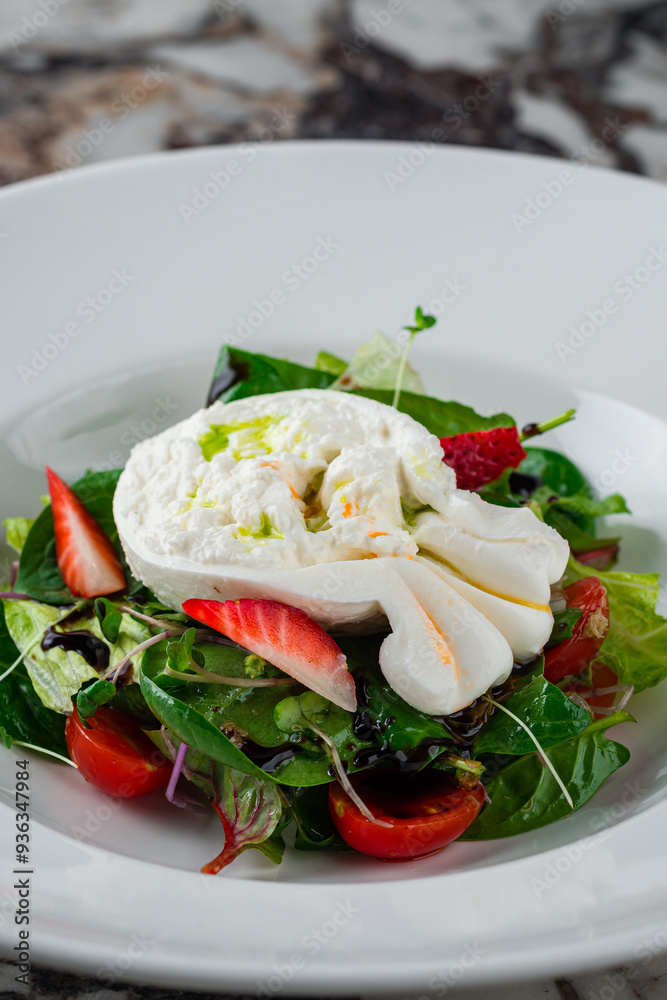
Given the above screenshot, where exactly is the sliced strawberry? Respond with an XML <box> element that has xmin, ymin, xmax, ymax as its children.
<box><xmin>46</xmin><ymin>466</ymin><xmax>125</xmax><ymax>599</ymax></box>
<box><xmin>439</xmin><ymin>426</ymin><xmax>527</xmax><ymax>491</ymax></box>
<box><xmin>182</xmin><ymin>598</ymin><xmax>357</xmax><ymax>713</ymax></box>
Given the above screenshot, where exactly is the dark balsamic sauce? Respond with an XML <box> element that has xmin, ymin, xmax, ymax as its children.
<box><xmin>226</xmin><ymin>732</ymin><xmax>306</xmax><ymax>775</ymax></box>
<box><xmin>252</xmin><ymin>745</ymin><xmax>302</xmax><ymax>774</ymax></box>
<box><xmin>55</xmin><ymin>605</ymin><xmax>92</xmax><ymax>627</ymax></box>
<box><xmin>435</xmin><ymin>658</ymin><xmax>542</xmax><ymax>747</ymax></box>
<box><xmin>206</xmin><ymin>357</ymin><xmax>250</xmax><ymax>406</ymax></box>
<box><xmin>352</xmin><ymin>711</ymin><xmax>384</xmax><ymax>742</ymax></box>
<box><xmin>352</xmin><ymin>739</ymin><xmax>454</xmax><ymax>775</ymax></box>
<box><xmin>41</xmin><ymin>627</ymin><xmax>110</xmax><ymax>671</ymax></box>
<box><xmin>508</xmin><ymin>471</ymin><xmax>542</xmax><ymax>499</ymax></box>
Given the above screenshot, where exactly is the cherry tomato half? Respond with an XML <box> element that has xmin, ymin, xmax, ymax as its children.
<box><xmin>545</xmin><ymin>577</ymin><xmax>609</xmax><ymax>684</ymax></box>
<box><xmin>66</xmin><ymin>706</ymin><xmax>171</xmax><ymax>798</ymax></box>
<box><xmin>329</xmin><ymin>771</ymin><xmax>485</xmax><ymax>860</ymax></box>
<box><xmin>565</xmin><ymin>662</ymin><xmax>619</xmax><ymax>719</ymax></box>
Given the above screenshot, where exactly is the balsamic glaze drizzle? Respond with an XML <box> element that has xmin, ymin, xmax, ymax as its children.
<box><xmin>41</xmin><ymin>627</ymin><xmax>110</xmax><ymax>671</ymax></box>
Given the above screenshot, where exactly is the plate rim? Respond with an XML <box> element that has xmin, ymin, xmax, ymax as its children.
<box><xmin>2</xmin><ymin>139</ymin><xmax>667</xmax><ymax>993</ymax></box>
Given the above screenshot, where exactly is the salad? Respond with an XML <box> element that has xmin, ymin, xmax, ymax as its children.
<box><xmin>1</xmin><ymin>308</ymin><xmax>664</xmax><ymax>871</ymax></box>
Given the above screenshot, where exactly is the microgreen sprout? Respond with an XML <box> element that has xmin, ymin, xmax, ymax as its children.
<box><xmin>275</xmin><ymin>693</ymin><xmax>391</xmax><ymax>828</ymax></box>
<box><xmin>104</xmin><ymin>629</ymin><xmax>183</xmax><ymax>684</ymax></box>
<box><xmin>163</xmin><ymin>628</ymin><xmax>292</xmax><ymax>687</ymax></box>
<box><xmin>7</xmin><ymin>740</ymin><xmax>78</xmax><ymax>768</ymax></box>
<box><xmin>392</xmin><ymin>306</ymin><xmax>436</xmax><ymax>410</ymax></box>
<box><xmin>483</xmin><ymin>695</ymin><xmax>574</xmax><ymax>809</ymax></box>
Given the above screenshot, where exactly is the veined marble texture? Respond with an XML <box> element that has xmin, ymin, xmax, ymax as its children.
<box><xmin>0</xmin><ymin>0</ymin><xmax>665</xmax><ymax>184</ymax></box>
<box><xmin>1</xmin><ymin>2</ymin><xmax>667</xmax><ymax>999</ymax></box>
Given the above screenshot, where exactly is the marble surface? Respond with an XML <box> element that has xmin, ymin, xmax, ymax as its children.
<box><xmin>0</xmin><ymin>0</ymin><xmax>666</xmax><ymax>184</ymax></box>
<box><xmin>1</xmin><ymin>1</ymin><xmax>667</xmax><ymax>997</ymax></box>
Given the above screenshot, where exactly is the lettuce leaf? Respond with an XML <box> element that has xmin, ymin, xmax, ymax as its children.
<box><xmin>566</xmin><ymin>557</ymin><xmax>667</xmax><ymax>691</ymax></box>
<box><xmin>0</xmin><ymin>603</ymin><xmax>67</xmax><ymax>755</ymax></box>
<box><xmin>329</xmin><ymin>332</ymin><xmax>425</xmax><ymax>394</ymax></box>
<box><xmin>4</xmin><ymin>599</ymin><xmax>152</xmax><ymax>714</ymax></box>
<box><xmin>3</xmin><ymin>518</ymin><xmax>34</xmax><ymax>555</ymax></box>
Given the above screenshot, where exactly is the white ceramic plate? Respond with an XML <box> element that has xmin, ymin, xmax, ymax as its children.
<box><xmin>1</xmin><ymin>142</ymin><xmax>667</xmax><ymax>995</ymax></box>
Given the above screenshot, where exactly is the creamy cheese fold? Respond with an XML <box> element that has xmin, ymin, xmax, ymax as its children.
<box><xmin>114</xmin><ymin>389</ymin><xmax>569</xmax><ymax>715</ymax></box>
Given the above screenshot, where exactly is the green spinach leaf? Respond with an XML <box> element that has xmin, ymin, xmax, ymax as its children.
<box><xmin>354</xmin><ymin>389</ymin><xmax>514</xmax><ymax>438</ymax></box>
<box><xmin>141</xmin><ymin>639</ymin><xmax>375</xmax><ymax>786</ymax></box>
<box><xmin>473</xmin><ymin>675</ymin><xmax>591</xmax><ymax>756</ymax></box>
<box><xmin>545</xmin><ymin>607</ymin><xmax>582</xmax><ymax>651</ymax></box>
<box><xmin>315</xmin><ymin>351</ymin><xmax>347</xmax><ymax>376</ymax></box>
<box><xmin>206</xmin><ymin>346</ymin><xmax>514</xmax><ymax>438</ymax></box>
<box><xmin>519</xmin><ymin>448</ymin><xmax>592</xmax><ymax>500</ymax></box>
<box><xmin>292</xmin><ymin>785</ymin><xmax>349</xmax><ymax>852</ymax></box>
<box><xmin>341</xmin><ymin>635</ymin><xmax>454</xmax><ymax>753</ymax></box>
<box><xmin>76</xmin><ymin>678</ymin><xmax>117</xmax><ymax>719</ymax></box>
<box><xmin>208</xmin><ymin>346</ymin><xmax>336</xmax><ymax>405</ymax></box>
<box><xmin>462</xmin><ymin>712</ymin><xmax>632</xmax><ymax>839</ymax></box>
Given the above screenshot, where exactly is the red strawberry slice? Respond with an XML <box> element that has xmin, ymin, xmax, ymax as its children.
<box><xmin>439</xmin><ymin>427</ymin><xmax>527</xmax><ymax>491</ymax></box>
<box><xmin>182</xmin><ymin>598</ymin><xmax>357</xmax><ymax>713</ymax></box>
<box><xmin>46</xmin><ymin>467</ymin><xmax>126</xmax><ymax>598</ymax></box>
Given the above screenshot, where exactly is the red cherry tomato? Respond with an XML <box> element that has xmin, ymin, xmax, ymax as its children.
<box><xmin>328</xmin><ymin>771</ymin><xmax>485</xmax><ymax>860</ymax></box>
<box><xmin>545</xmin><ymin>577</ymin><xmax>609</xmax><ymax>684</ymax></box>
<box><xmin>566</xmin><ymin>662</ymin><xmax>619</xmax><ymax>719</ymax></box>
<box><xmin>66</xmin><ymin>706</ymin><xmax>171</xmax><ymax>798</ymax></box>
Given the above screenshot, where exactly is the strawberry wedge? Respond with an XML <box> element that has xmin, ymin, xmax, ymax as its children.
<box><xmin>440</xmin><ymin>427</ymin><xmax>527</xmax><ymax>491</ymax></box>
<box><xmin>182</xmin><ymin>598</ymin><xmax>357</xmax><ymax>713</ymax></box>
<box><xmin>46</xmin><ymin>466</ymin><xmax>126</xmax><ymax>598</ymax></box>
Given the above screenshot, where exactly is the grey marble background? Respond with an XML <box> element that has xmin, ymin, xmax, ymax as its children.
<box><xmin>0</xmin><ymin>0</ymin><xmax>666</xmax><ymax>184</ymax></box>
<box><xmin>1</xmin><ymin>0</ymin><xmax>667</xmax><ymax>998</ymax></box>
